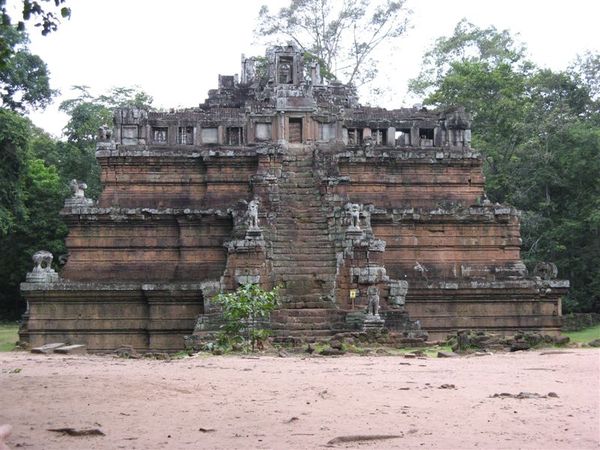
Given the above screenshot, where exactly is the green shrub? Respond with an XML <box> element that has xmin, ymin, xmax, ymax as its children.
<box><xmin>213</xmin><ymin>284</ymin><xmax>280</xmax><ymax>351</ymax></box>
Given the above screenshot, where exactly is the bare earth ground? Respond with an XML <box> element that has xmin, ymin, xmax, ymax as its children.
<box><xmin>0</xmin><ymin>349</ymin><xmax>598</xmax><ymax>449</ymax></box>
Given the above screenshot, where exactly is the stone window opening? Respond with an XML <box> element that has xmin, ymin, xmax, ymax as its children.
<box><xmin>288</xmin><ymin>118</ymin><xmax>303</xmax><ymax>143</ymax></box>
<box><xmin>395</xmin><ymin>128</ymin><xmax>411</xmax><ymax>146</ymax></box>
<box><xmin>420</xmin><ymin>128</ymin><xmax>434</xmax><ymax>139</ymax></box>
<box><xmin>373</xmin><ymin>129</ymin><xmax>387</xmax><ymax>145</ymax></box>
<box><xmin>347</xmin><ymin>128</ymin><xmax>363</xmax><ymax>145</ymax></box>
<box><xmin>419</xmin><ymin>128</ymin><xmax>434</xmax><ymax>146</ymax></box>
<box><xmin>177</xmin><ymin>126</ymin><xmax>194</xmax><ymax>145</ymax></box>
<box><xmin>278</xmin><ymin>56</ymin><xmax>294</xmax><ymax>84</ymax></box>
<box><xmin>152</xmin><ymin>127</ymin><xmax>168</xmax><ymax>144</ymax></box>
<box><xmin>226</xmin><ymin>127</ymin><xmax>243</xmax><ymax>146</ymax></box>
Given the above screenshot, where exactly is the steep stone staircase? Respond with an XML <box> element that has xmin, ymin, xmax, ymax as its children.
<box><xmin>268</xmin><ymin>144</ymin><xmax>345</xmax><ymax>339</ymax></box>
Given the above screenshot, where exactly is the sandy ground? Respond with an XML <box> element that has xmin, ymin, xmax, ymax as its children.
<box><xmin>0</xmin><ymin>349</ymin><xmax>598</xmax><ymax>450</ymax></box>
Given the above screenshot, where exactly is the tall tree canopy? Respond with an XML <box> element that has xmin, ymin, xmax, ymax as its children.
<box><xmin>255</xmin><ymin>0</ymin><xmax>411</xmax><ymax>86</ymax></box>
<box><xmin>58</xmin><ymin>85</ymin><xmax>153</xmax><ymax>198</ymax></box>
<box><xmin>409</xmin><ymin>20</ymin><xmax>600</xmax><ymax>313</ymax></box>
<box><xmin>0</xmin><ymin>82</ymin><xmax>153</xmax><ymax>318</ymax></box>
<box><xmin>0</xmin><ymin>25</ymin><xmax>55</xmax><ymax>111</ymax></box>
<box><xmin>0</xmin><ymin>110</ymin><xmax>68</xmax><ymax>318</ymax></box>
<box><xmin>0</xmin><ymin>0</ymin><xmax>70</xmax><ymax>67</ymax></box>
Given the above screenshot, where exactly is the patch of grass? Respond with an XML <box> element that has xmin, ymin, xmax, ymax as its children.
<box><xmin>0</xmin><ymin>323</ymin><xmax>19</xmax><ymax>352</ymax></box>
<box><xmin>343</xmin><ymin>343</ymin><xmax>369</xmax><ymax>355</ymax></box>
<box><xmin>563</xmin><ymin>325</ymin><xmax>600</xmax><ymax>344</ymax></box>
<box><xmin>171</xmin><ymin>350</ymin><xmax>192</xmax><ymax>359</ymax></box>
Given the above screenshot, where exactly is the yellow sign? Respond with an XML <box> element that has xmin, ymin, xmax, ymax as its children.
<box><xmin>349</xmin><ymin>289</ymin><xmax>357</xmax><ymax>299</ymax></box>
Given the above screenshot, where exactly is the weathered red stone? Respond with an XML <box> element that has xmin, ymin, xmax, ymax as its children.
<box><xmin>20</xmin><ymin>44</ymin><xmax>567</xmax><ymax>351</ymax></box>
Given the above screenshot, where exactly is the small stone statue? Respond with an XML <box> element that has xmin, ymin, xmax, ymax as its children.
<box><xmin>533</xmin><ymin>262</ymin><xmax>558</xmax><ymax>280</ymax></box>
<box><xmin>247</xmin><ymin>199</ymin><xmax>260</xmax><ymax>229</ymax></box>
<box><xmin>98</xmin><ymin>125</ymin><xmax>112</xmax><ymax>142</ymax></box>
<box><xmin>97</xmin><ymin>125</ymin><xmax>112</xmax><ymax>141</ymax></box>
<box><xmin>278</xmin><ymin>62</ymin><xmax>292</xmax><ymax>84</ymax></box>
<box><xmin>366</xmin><ymin>286</ymin><xmax>380</xmax><ymax>317</ymax></box>
<box><xmin>26</xmin><ymin>250</ymin><xmax>59</xmax><ymax>283</ymax></box>
<box><xmin>32</xmin><ymin>250</ymin><xmax>53</xmax><ymax>272</ymax></box>
<box><xmin>347</xmin><ymin>203</ymin><xmax>361</xmax><ymax>230</ymax></box>
<box><xmin>65</xmin><ymin>179</ymin><xmax>93</xmax><ymax>208</ymax></box>
<box><xmin>69</xmin><ymin>179</ymin><xmax>87</xmax><ymax>198</ymax></box>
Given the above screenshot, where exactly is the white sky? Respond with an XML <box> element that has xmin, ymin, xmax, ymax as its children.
<box><xmin>24</xmin><ymin>0</ymin><xmax>600</xmax><ymax>137</ymax></box>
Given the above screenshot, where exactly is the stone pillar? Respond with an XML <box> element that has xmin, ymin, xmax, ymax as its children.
<box><xmin>386</xmin><ymin>127</ymin><xmax>396</xmax><ymax>146</ymax></box>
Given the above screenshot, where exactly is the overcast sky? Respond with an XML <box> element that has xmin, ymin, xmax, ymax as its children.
<box><xmin>24</xmin><ymin>0</ymin><xmax>600</xmax><ymax>137</ymax></box>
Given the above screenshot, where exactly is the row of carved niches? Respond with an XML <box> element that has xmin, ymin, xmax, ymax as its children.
<box><xmin>106</xmin><ymin>121</ymin><xmax>472</xmax><ymax>149</ymax></box>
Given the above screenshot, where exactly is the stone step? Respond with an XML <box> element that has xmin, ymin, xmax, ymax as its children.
<box><xmin>271</xmin><ymin>244</ymin><xmax>334</xmax><ymax>250</ymax></box>
<box><xmin>54</xmin><ymin>344</ymin><xmax>87</xmax><ymax>355</ymax></box>
<box><xmin>272</xmin><ymin>243</ymin><xmax>333</xmax><ymax>248</ymax></box>
<box><xmin>280</xmin><ymin>172</ymin><xmax>314</xmax><ymax>178</ymax></box>
<box><xmin>273</xmin><ymin>265</ymin><xmax>337</xmax><ymax>271</ymax></box>
<box><xmin>273</xmin><ymin>310</ymin><xmax>346</xmax><ymax>320</ymax></box>
<box><xmin>271</xmin><ymin>243</ymin><xmax>333</xmax><ymax>249</ymax></box>
<box><xmin>273</xmin><ymin>218</ymin><xmax>328</xmax><ymax>225</ymax></box>
<box><xmin>270</xmin><ymin>256</ymin><xmax>336</xmax><ymax>263</ymax></box>
<box><xmin>278</xmin><ymin>178</ymin><xmax>318</xmax><ymax>184</ymax></box>
<box><xmin>277</xmin><ymin>198</ymin><xmax>322</xmax><ymax>204</ymax></box>
<box><xmin>272</xmin><ymin>316</ymin><xmax>341</xmax><ymax>326</ymax></box>
<box><xmin>274</xmin><ymin>271</ymin><xmax>337</xmax><ymax>279</ymax></box>
<box><xmin>31</xmin><ymin>342</ymin><xmax>67</xmax><ymax>354</ymax></box>
<box><xmin>271</xmin><ymin>238</ymin><xmax>333</xmax><ymax>244</ymax></box>
<box><xmin>273</xmin><ymin>237</ymin><xmax>332</xmax><ymax>242</ymax></box>
<box><xmin>273</xmin><ymin>308</ymin><xmax>341</xmax><ymax>317</ymax></box>
<box><xmin>282</xmin><ymin>159</ymin><xmax>314</xmax><ymax>164</ymax></box>
<box><xmin>271</xmin><ymin>330</ymin><xmax>336</xmax><ymax>338</ymax></box>
<box><xmin>274</xmin><ymin>273</ymin><xmax>337</xmax><ymax>280</ymax></box>
<box><xmin>270</xmin><ymin>247</ymin><xmax>335</xmax><ymax>254</ymax></box>
<box><xmin>277</xmin><ymin>302</ymin><xmax>335</xmax><ymax>309</ymax></box>
<box><xmin>272</xmin><ymin>267</ymin><xmax>337</xmax><ymax>274</ymax></box>
<box><xmin>272</xmin><ymin>225</ymin><xmax>330</xmax><ymax>231</ymax></box>
<box><xmin>273</xmin><ymin>253</ymin><xmax>336</xmax><ymax>259</ymax></box>
<box><xmin>270</xmin><ymin>224</ymin><xmax>330</xmax><ymax>231</ymax></box>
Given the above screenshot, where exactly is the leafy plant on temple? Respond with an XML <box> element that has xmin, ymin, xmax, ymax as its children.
<box><xmin>213</xmin><ymin>283</ymin><xmax>280</xmax><ymax>352</ymax></box>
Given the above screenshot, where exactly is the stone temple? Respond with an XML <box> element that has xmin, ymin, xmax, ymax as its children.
<box><xmin>20</xmin><ymin>44</ymin><xmax>568</xmax><ymax>352</ymax></box>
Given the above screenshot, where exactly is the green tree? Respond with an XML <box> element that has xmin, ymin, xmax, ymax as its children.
<box><xmin>256</xmin><ymin>0</ymin><xmax>411</xmax><ymax>86</ymax></box>
<box><xmin>213</xmin><ymin>284</ymin><xmax>280</xmax><ymax>351</ymax></box>
<box><xmin>0</xmin><ymin>109</ymin><xmax>67</xmax><ymax>319</ymax></box>
<box><xmin>0</xmin><ymin>0</ymin><xmax>70</xmax><ymax>67</ymax></box>
<box><xmin>409</xmin><ymin>20</ymin><xmax>600</xmax><ymax>313</ymax></box>
<box><xmin>58</xmin><ymin>85</ymin><xmax>154</xmax><ymax>198</ymax></box>
<box><xmin>0</xmin><ymin>26</ymin><xmax>55</xmax><ymax>111</ymax></box>
<box><xmin>0</xmin><ymin>107</ymin><xmax>28</xmax><ymax>236</ymax></box>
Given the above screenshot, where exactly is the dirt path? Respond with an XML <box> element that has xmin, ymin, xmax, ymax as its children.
<box><xmin>0</xmin><ymin>349</ymin><xmax>598</xmax><ymax>449</ymax></box>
